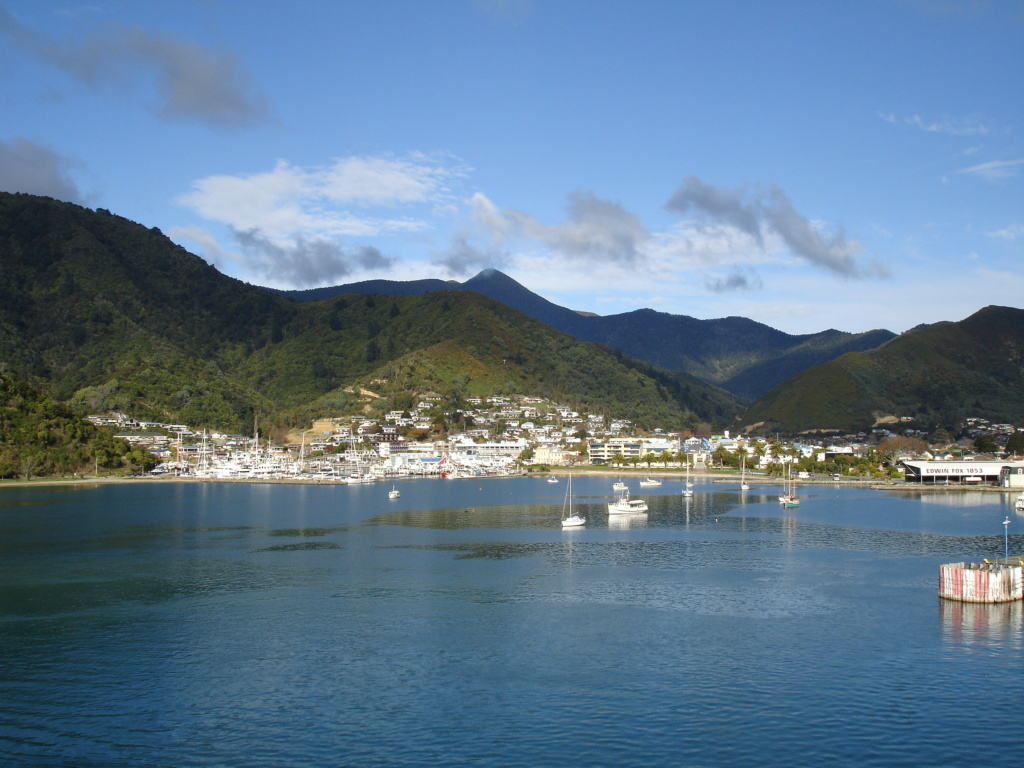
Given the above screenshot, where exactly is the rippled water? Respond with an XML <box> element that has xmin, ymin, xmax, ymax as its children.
<box><xmin>1</xmin><ymin>478</ymin><xmax>1021</xmax><ymax>767</ymax></box>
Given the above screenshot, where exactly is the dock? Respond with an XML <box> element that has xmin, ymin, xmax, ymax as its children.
<box><xmin>939</xmin><ymin>559</ymin><xmax>1024</xmax><ymax>603</ymax></box>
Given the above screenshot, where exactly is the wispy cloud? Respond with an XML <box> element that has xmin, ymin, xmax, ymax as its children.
<box><xmin>987</xmin><ymin>223</ymin><xmax>1024</xmax><ymax>240</ymax></box>
<box><xmin>432</xmin><ymin>235</ymin><xmax>507</xmax><ymax>276</ymax></box>
<box><xmin>466</xmin><ymin>190</ymin><xmax>650</xmax><ymax>266</ymax></box>
<box><xmin>705</xmin><ymin>267</ymin><xmax>764</xmax><ymax>293</ymax></box>
<box><xmin>0</xmin><ymin>5</ymin><xmax>269</xmax><ymax>129</ymax></box>
<box><xmin>179</xmin><ymin>154</ymin><xmax>467</xmax><ymax>240</ymax></box>
<box><xmin>0</xmin><ymin>136</ymin><xmax>83</xmax><ymax>202</ymax></box>
<box><xmin>878</xmin><ymin>111</ymin><xmax>992</xmax><ymax>136</ymax></box>
<box><xmin>232</xmin><ymin>229</ymin><xmax>394</xmax><ymax>285</ymax></box>
<box><xmin>178</xmin><ymin>153</ymin><xmax>466</xmax><ymax>286</ymax></box>
<box><xmin>957</xmin><ymin>157</ymin><xmax>1024</xmax><ymax>180</ymax></box>
<box><xmin>666</xmin><ymin>177</ymin><xmax>886</xmax><ymax>278</ymax></box>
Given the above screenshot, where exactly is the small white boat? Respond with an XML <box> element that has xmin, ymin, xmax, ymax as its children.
<box><xmin>740</xmin><ymin>455</ymin><xmax>750</xmax><ymax>491</ymax></box>
<box><xmin>561</xmin><ymin>475</ymin><xmax>585</xmax><ymax>528</ymax></box>
<box><xmin>639</xmin><ymin>477</ymin><xmax>662</xmax><ymax>487</ymax></box>
<box><xmin>608</xmin><ymin>490</ymin><xmax>648</xmax><ymax>514</ymax></box>
<box><xmin>388</xmin><ymin>486</ymin><xmax>400</xmax><ymax>499</ymax></box>
<box><xmin>1015</xmin><ymin>493</ymin><xmax>1024</xmax><ymax>512</ymax></box>
<box><xmin>612</xmin><ymin>480</ymin><xmax>627</xmax><ymax>492</ymax></box>
<box><xmin>547</xmin><ymin>476</ymin><xmax>559</xmax><ymax>484</ymax></box>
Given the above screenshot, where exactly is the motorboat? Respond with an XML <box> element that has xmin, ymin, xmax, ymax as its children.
<box><xmin>388</xmin><ymin>486</ymin><xmax>400</xmax><ymax>499</ymax></box>
<box><xmin>608</xmin><ymin>489</ymin><xmax>648</xmax><ymax>514</ymax></box>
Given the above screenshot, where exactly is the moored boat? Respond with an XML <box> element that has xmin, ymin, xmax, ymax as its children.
<box><xmin>608</xmin><ymin>489</ymin><xmax>648</xmax><ymax>514</ymax></box>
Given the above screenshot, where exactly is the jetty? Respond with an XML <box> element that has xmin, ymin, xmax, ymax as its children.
<box><xmin>939</xmin><ymin>559</ymin><xmax>1024</xmax><ymax>603</ymax></box>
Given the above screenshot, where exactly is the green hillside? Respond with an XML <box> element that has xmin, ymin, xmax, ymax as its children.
<box><xmin>0</xmin><ymin>369</ymin><xmax>155</xmax><ymax>479</ymax></box>
<box><xmin>0</xmin><ymin>193</ymin><xmax>739</xmax><ymax>432</ymax></box>
<box><xmin>742</xmin><ymin>306</ymin><xmax>1024</xmax><ymax>433</ymax></box>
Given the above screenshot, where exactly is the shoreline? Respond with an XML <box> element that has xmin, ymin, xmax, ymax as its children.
<box><xmin>1</xmin><ymin>469</ymin><xmax>1019</xmax><ymax>494</ymax></box>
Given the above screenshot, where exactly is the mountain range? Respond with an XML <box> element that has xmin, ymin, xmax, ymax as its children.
<box><xmin>274</xmin><ymin>270</ymin><xmax>896</xmax><ymax>400</ymax></box>
<box><xmin>0</xmin><ymin>192</ymin><xmax>737</xmax><ymax>433</ymax></box>
<box><xmin>2</xmin><ymin>192</ymin><xmax>1020</xmax><ymax>436</ymax></box>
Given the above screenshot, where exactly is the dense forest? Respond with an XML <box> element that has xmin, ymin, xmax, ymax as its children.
<box><xmin>0</xmin><ymin>369</ymin><xmax>155</xmax><ymax>479</ymax></box>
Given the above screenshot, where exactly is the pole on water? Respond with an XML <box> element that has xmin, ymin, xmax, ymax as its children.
<box><xmin>1003</xmin><ymin>516</ymin><xmax>1010</xmax><ymax>562</ymax></box>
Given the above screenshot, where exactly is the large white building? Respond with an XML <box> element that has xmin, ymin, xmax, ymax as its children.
<box><xmin>901</xmin><ymin>460</ymin><xmax>1024</xmax><ymax>485</ymax></box>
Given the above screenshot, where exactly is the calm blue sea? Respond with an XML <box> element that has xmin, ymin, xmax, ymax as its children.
<box><xmin>1</xmin><ymin>477</ymin><xmax>1021</xmax><ymax>767</ymax></box>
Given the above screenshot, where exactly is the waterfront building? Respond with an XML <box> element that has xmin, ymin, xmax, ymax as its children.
<box><xmin>901</xmin><ymin>460</ymin><xmax>1024</xmax><ymax>484</ymax></box>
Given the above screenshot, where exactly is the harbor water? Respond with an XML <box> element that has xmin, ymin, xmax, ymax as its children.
<box><xmin>1</xmin><ymin>478</ymin><xmax>1022</xmax><ymax>767</ymax></box>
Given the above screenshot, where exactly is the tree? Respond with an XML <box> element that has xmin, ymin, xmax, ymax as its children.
<box><xmin>876</xmin><ymin>436</ymin><xmax>928</xmax><ymax>466</ymax></box>
<box><xmin>1006</xmin><ymin>431</ymin><xmax>1024</xmax><ymax>455</ymax></box>
<box><xmin>973</xmin><ymin>434</ymin><xmax>999</xmax><ymax>453</ymax></box>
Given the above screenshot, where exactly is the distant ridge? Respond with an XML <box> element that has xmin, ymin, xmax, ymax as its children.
<box><xmin>742</xmin><ymin>305</ymin><xmax>1024</xmax><ymax>432</ymax></box>
<box><xmin>274</xmin><ymin>269</ymin><xmax>896</xmax><ymax>400</ymax></box>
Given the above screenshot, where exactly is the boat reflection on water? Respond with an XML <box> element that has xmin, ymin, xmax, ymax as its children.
<box><xmin>940</xmin><ymin>598</ymin><xmax>1023</xmax><ymax>650</ymax></box>
<box><xmin>608</xmin><ymin>512</ymin><xmax>648</xmax><ymax>529</ymax></box>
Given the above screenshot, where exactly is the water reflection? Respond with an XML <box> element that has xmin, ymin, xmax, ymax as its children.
<box><xmin>940</xmin><ymin>598</ymin><xmax>1023</xmax><ymax>650</ymax></box>
<box><xmin>608</xmin><ymin>512</ymin><xmax>647</xmax><ymax>529</ymax></box>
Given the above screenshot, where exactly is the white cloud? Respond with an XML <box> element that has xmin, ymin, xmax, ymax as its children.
<box><xmin>878</xmin><ymin>111</ymin><xmax>992</xmax><ymax>136</ymax></box>
<box><xmin>179</xmin><ymin>155</ymin><xmax>465</xmax><ymax>242</ymax></box>
<box><xmin>957</xmin><ymin>157</ymin><xmax>1024</xmax><ymax>180</ymax></box>
<box><xmin>176</xmin><ymin>153</ymin><xmax>468</xmax><ymax>286</ymax></box>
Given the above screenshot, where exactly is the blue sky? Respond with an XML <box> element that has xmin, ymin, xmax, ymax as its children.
<box><xmin>1</xmin><ymin>0</ymin><xmax>1021</xmax><ymax>334</ymax></box>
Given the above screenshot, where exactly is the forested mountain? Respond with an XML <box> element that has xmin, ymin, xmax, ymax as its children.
<box><xmin>276</xmin><ymin>268</ymin><xmax>895</xmax><ymax>399</ymax></box>
<box><xmin>0</xmin><ymin>193</ymin><xmax>739</xmax><ymax>433</ymax></box>
<box><xmin>742</xmin><ymin>306</ymin><xmax>1024</xmax><ymax>433</ymax></box>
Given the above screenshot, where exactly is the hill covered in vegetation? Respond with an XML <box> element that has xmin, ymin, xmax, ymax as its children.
<box><xmin>0</xmin><ymin>193</ymin><xmax>739</xmax><ymax>433</ymax></box>
<box><xmin>742</xmin><ymin>305</ymin><xmax>1024</xmax><ymax>433</ymax></box>
<box><xmin>0</xmin><ymin>369</ymin><xmax>155</xmax><ymax>479</ymax></box>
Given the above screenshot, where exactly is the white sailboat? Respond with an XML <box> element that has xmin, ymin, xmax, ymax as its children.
<box><xmin>612</xmin><ymin>479</ymin><xmax>627</xmax><ymax>492</ymax></box>
<box><xmin>779</xmin><ymin>463</ymin><xmax>800</xmax><ymax>507</ymax></box>
<box><xmin>682</xmin><ymin>462</ymin><xmax>694</xmax><ymax>497</ymax></box>
<box><xmin>388</xmin><ymin>485</ymin><xmax>400</xmax><ymax>499</ymax></box>
<box><xmin>561</xmin><ymin>474</ymin><xmax>585</xmax><ymax>527</ymax></box>
<box><xmin>639</xmin><ymin>477</ymin><xmax>662</xmax><ymax>487</ymax></box>
<box><xmin>547</xmin><ymin>476</ymin><xmax>559</xmax><ymax>484</ymax></box>
<box><xmin>740</xmin><ymin>454</ymin><xmax>750</xmax><ymax>491</ymax></box>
